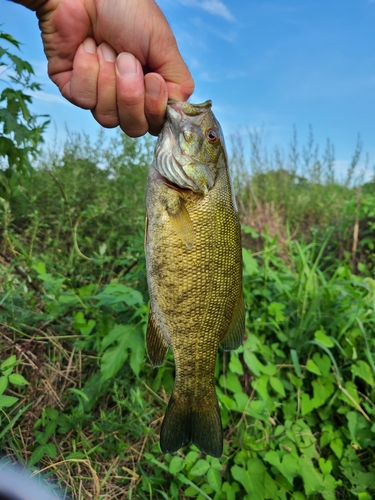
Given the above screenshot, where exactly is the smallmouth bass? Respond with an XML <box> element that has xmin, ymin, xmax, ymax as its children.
<box><xmin>145</xmin><ymin>100</ymin><xmax>244</xmax><ymax>457</ymax></box>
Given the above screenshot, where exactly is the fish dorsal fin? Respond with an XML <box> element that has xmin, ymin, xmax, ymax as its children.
<box><xmin>167</xmin><ymin>201</ymin><xmax>195</xmax><ymax>249</ymax></box>
<box><xmin>220</xmin><ymin>293</ymin><xmax>245</xmax><ymax>351</ymax></box>
<box><xmin>146</xmin><ymin>308</ymin><xmax>169</xmax><ymax>367</ymax></box>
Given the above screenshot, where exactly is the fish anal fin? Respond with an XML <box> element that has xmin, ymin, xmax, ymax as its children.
<box><xmin>220</xmin><ymin>293</ymin><xmax>245</xmax><ymax>351</ymax></box>
<box><xmin>146</xmin><ymin>309</ymin><xmax>169</xmax><ymax>367</ymax></box>
<box><xmin>167</xmin><ymin>201</ymin><xmax>195</xmax><ymax>249</ymax></box>
<box><xmin>160</xmin><ymin>393</ymin><xmax>223</xmax><ymax>458</ymax></box>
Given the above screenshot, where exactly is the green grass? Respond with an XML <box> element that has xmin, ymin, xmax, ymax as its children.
<box><xmin>1</xmin><ymin>132</ymin><xmax>375</xmax><ymax>497</ymax></box>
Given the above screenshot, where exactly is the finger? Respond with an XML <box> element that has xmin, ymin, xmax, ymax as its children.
<box><xmin>64</xmin><ymin>38</ymin><xmax>99</xmax><ymax>109</ymax></box>
<box><xmin>91</xmin><ymin>43</ymin><xmax>119</xmax><ymax>128</ymax></box>
<box><xmin>144</xmin><ymin>73</ymin><xmax>168</xmax><ymax>136</ymax></box>
<box><xmin>116</xmin><ymin>52</ymin><xmax>148</xmax><ymax>137</ymax></box>
<box><xmin>166</xmin><ymin>80</ymin><xmax>195</xmax><ymax>102</ymax></box>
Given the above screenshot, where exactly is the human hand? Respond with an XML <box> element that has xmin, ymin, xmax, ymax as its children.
<box><xmin>15</xmin><ymin>0</ymin><xmax>195</xmax><ymax>137</ymax></box>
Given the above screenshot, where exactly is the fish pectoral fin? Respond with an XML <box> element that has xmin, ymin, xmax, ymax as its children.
<box><xmin>167</xmin><ymin>201</ymin><xmax>195</xmax><ymax>249</ymax></box>
<box><xmin>220</xmin><ymin>293</ymin><xmax>245</xmax><ymax>351</ymax></box>
<box><xmin>146</xmin><ymin>308</ymin><xmax>169</xmax><ymax>367</ymax></box>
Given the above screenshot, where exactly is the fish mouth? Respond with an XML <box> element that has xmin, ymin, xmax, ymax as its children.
<box><xmin>167</xmin><ymin>100</ymin><xmax>212</xmax><ymax>126</ymax></box>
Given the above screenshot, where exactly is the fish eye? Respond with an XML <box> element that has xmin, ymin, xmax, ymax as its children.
<box><xmin>206</xmin><ymin>128</ymin><xmax>219</xmax><ymax>143</ymax></box>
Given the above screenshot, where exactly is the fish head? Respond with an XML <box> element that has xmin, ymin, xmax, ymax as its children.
<box><xmin>154</xmin><ymin>100</ymin><xmax>226</xmax><ymax>195</ymax></box>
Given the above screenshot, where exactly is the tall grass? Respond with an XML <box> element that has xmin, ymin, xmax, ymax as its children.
<box><xmin>229</xmin><ymin>127</ymin><xmax>374</xmax><ymax>273</ymax></box>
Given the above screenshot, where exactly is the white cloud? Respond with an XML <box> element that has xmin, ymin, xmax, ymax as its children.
<box><xmin>191</xmin><ymin>16</ymin><xmax>237</xmax><ymax>43</ymax></box>
<box><xmin>178</xmin><ymin>0</ymin><xmax>235</xmax><ymax>21</ymax></box>
<box><xmin>29</xmin><ymin>90</ymin><xmax>69</xmax><ymax>105</ymax></box>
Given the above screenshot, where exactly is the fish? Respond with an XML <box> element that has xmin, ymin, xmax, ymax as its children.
<box><xmin>145</xmin><ymin>100</ymin><xmax>244</xmax><ymax>457</ymax></box>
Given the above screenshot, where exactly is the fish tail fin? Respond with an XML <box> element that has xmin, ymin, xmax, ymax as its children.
<box><xmin>160</xmin><ymin>393</ymin><xmax>223</xmax><ymax>457</ymax></box>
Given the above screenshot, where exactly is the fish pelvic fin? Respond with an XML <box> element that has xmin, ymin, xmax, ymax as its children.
<box><xmin>160</xmin><ymin>393</ymin><xmax>223</xmax><ymax>458</ymax></box>
<box><xmin>146</xmin><ymin>309</ymin><xmax>169</xmax><ymax>367</ymax></box>
<box><xmin>220</xmin><ymin>292</ymin><xmax>245</xmax><ymax>351</ymax></box>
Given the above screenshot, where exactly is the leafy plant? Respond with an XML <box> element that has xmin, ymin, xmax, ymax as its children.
<box><xmin>0</xmin><ymin>354</ymin><xmax>28</xmax><ymax>411</ymax></box>
<box><xmin>0</xmin><ymin>31</ymin><xmax>49</xmax><ymax>201</ymax></box>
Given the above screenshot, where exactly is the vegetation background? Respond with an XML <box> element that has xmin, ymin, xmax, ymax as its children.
<box><xmin>1</xmin><ymin>31</ymin><xmax>375</xmax><ymax>499</ymax></box>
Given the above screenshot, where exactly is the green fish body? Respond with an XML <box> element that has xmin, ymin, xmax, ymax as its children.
<box><xmin>145</xmin><ymin>100</ymin><xmax>244</xmax><ymax>457</ymax></box>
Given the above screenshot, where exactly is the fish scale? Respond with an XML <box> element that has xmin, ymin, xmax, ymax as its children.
<box><xmin>145</xmin><ymin>100</ymin><xmax>244</xmax><ymax>457</ymax></box>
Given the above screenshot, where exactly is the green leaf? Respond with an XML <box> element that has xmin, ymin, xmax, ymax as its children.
<box><xmin>268</xmin><ymin>302</ymin><xmax>286</xmax><ymax>321</ymax></box>
<box><xmin>44</xmin><ymin>442</ymin><xmax>57</xmax><ymax>458</ymax></box>
<box><xmin>222</xmin><ymin>482</ymin><xmax>240</xmax><ymax>500</ymax></box>
<box><xmin>269</xmin><ymin>376</ymin><xmax>286</xmax><ymax>397</ymax></box>
<box><xmin>129</xmin><ymin>330</ymin><xmax>146</xmax><ymax>376</ymax></box>
<box><xmin>358</xmin><ymin>493</ymin><xmax>372</xmax><ymax>500</ymax></box>
<box><xmin>318</xmin><ymin>458</ymin><xmax>332</xmax><ymax>475</ymax></box>
<box><xmin>301</xmin><ymin>392</ymin><xmax>317</xmax><ymax>416</ymax></box>
<box><xmin>264</xmin><ymin>450</ymin><xmax>299</xmax><ymax>485</ymax></box>
<box><xmin>190</xmin><ymin>459</ymin><xmax>210</xmax><ymax>476</ymax></box>
<box><xmin>28</xmin><ymin>445</ymin><xmax>45</xmax><ymax>466</ymax></box>
<box><xmin>182</xmin><ymin>485</ymin><xmax>199</xmax><ymax>497</ymax></box>
<box><xmin>94</xmin><ymin>283</ymin><xmax>143</xmax><ymax>307</ymax></box>
<box><xmin>306</xmin><ymin>359</ymin><xmax>322</xmax><ymax>376</ymax></box>
<box><xmin>44</xmin><ymin>407</ymin><xmax>59</xmax><ymax>420</ymax></box>
<box><xmin>339</xmin><ymin>381</ymin><xmax>361</xmax><ymax>407</ymax></box>
<box><xmin>288</xmin><ymin>372</ymin><xmax>302</xmax><ymax>388</ymax></box>
<box><xmin>0</xmin><ymin>376</ymin><xmax>8</xmax><ymax>395</ymax></box>
<box><xmin>101</xmin><ymin>325</ymin><xmax>132</xmax><ymax>382</ymax></box>
<box><xmin>184</xmin><ymin>451</ymin><xmax>199</xmax><ymax>467</ymax></box>
<box><xmin>290</xmin><ymin>349</ymin><xmax>301</xmax><ymax>377</ymax></box>
<box><xmin>242</xmin><ymin>249</ymin><xmax>259</xmax><ymax>276</ymax></box>
<box><xmin>252</xmin><ymin>375</ymin><xmax>269</xmax><ymax>400</ymax></box>
<box><xmin>101</xmin><ymin>324</ymin><xmax>144</xmax><ymax>381</ymax></box>
<box><xmin>320</xmin><ymin>424</ymin><xmax>334</xmax><ymax>448</ymax></box>
<box><xmin>346</xmin><ymin>411</ymin><xmax>369</xmax><ymax>445</ymax></box>
<box><xmin>229</xmin><ymin>353</ymin><xmax>244</xmax><ymax>375</ymax></box>
<box><xmin>231</xmin><ymin>465</ymin><xmax>251</xmax><ymax>494</ymax></box>
<box><xmin>219</xmin><ymin>371</ymin><xmax>242</xmax><ymax>394</ymax></box>
<box><xmin>176</xmin><ymin>474</ymin><xmax>212</xmax><ymax>499</ymax></box>
<box><xmin>312</xmin><ymin>353</ymin><xmax>331</xmax><ymax>377</ymax></box>
<box><xmin>242</xmin><ymin>225</ymin><xmax>259</xmax><ymax>238</ymax></box>
<box><xmin>351</xmin><ymin>360</ymin><xmax>374</xmax><ymax>387</ymax></box>
<box><xmin>169</xmin><ymin>456</ymin><xmax>184</xmax><ymax>475</ymax></box>
<box><xmin>243</xmin><ymin>351</ymin><xmax>264</xmax><ymax>377</ymax></box>
<box><xmin>9</xmin><ymin>373</ymin><xmax>29</xmax><ymax>386</ymax></box>
<box><xmin>207</xmin><ymin>467</ymin><xmax>222</xmax><ymax>492</ymax></box>
<box><xmin>1</xmin><ymin>354</ymin><xmax>16</xmax><ymax>372</ymax></box>
<box><xmin>298</xmin><ymin>456</ymin><xmax>325</xmax><ymax>496</ymax></box>
<box><xmin>69</xmin><ymin>388</ymin><xmax>90</xmax><ymax>402</ymax></box>
<box><xmin>32</xmin><ymin>261</ymin><xmax>47</xmax><ymax>275</ymax></box>
<box><xmin>246</xmin><ymin>458</ymin><xmax>267</xmax><ymax>499</ymax></box>
<box><xmin>314</xmin><ymin>330</ymin><xmax>334</xmax><ymax>348</ymax></box>
<box><xmin>330</xmin><ymin>438</ymin><xmax>343</xmax><ymax>459</ymax></box>
<box><xmin>0</xmin><ymin>394</ymin><xmax>18</xmax><ymax>408</ymax></box>
<box><xmin>312</xmin><ymin>377</ymin><xmax>334</xmax><ymax>407</ymax></box>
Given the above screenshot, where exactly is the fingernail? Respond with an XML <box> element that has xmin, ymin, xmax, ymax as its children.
<box><xmin>101</xmin><ymin>43</ymin><xmax>116</xmax><ymax>63</ymax></box>
<box><xmin>117</xmin><ymin>53</ymin><xmax>138</xmax><ymax>77</ymax></box>
<box><xmin>83</xmin><ymin>38</ymin><xmax>96</xmax><ymax>54</ymax></box>
<box><xmin>145</xmin><ymin>75</ymin><xmax>161</xmax><ymax>98</ymax></box>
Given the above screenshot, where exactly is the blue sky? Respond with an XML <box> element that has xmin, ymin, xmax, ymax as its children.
<box><xmin>2</xmin><ymin>0</ymin><xmax>375</xmax><ymax>180</ymax></box>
